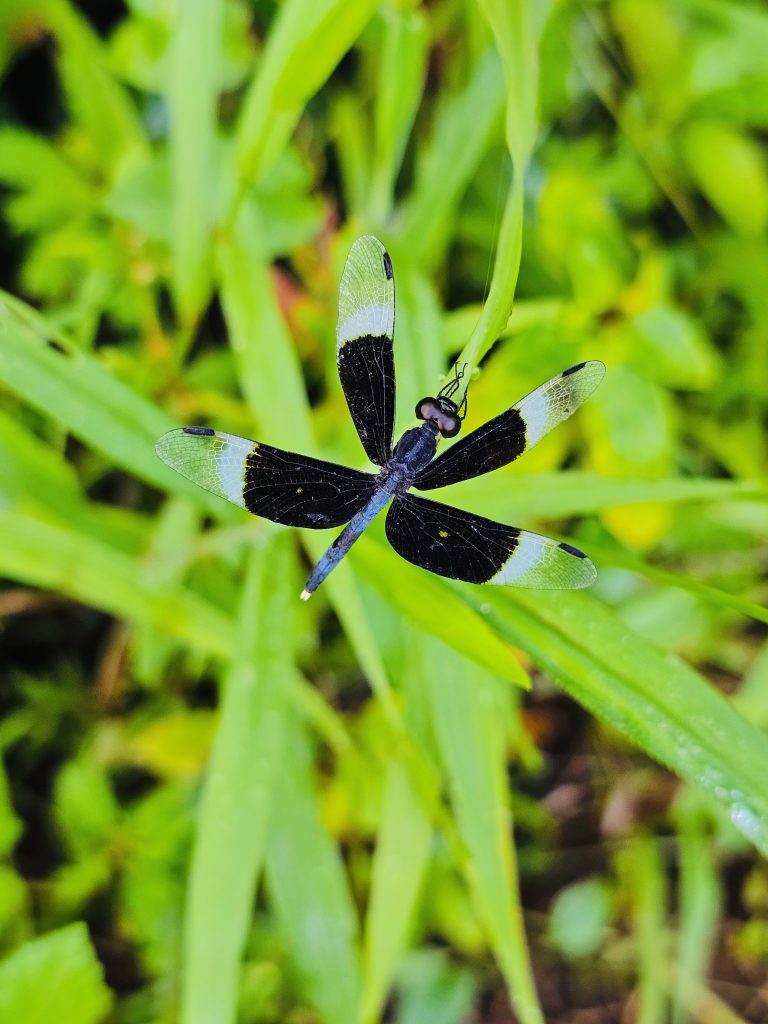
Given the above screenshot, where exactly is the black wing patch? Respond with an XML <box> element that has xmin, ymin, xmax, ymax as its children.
<box><xmin>414</xmin><ymin>361</ymin><xmax>605</xmax><ymax>491</ymax></box>
<box><xmin>243</xmin><ymin>443</ymin><xmax>378</xmax><ymax>528</ymax></box>
<box><xmin>156</xmin><ymin>428</ymin><xmax>377</xmax><ymax>529</ymax></box>
<box><xmin>413</xmin><ymin>407</ymin><xmax>526</xmax><ymax>491</ymax></box>
<box><xmin>336</xmin><ymin>236</ymin><xmax>396</xmax><ymax>466</ymax></box>
<box><xmin>385</xmin><ymin>493</ymin><xmax>596</xmax><ymax>588</ymax></box>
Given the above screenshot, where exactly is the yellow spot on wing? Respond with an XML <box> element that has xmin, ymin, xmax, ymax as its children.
<box><xmin>296</xmin><ymin>486</ymin><xmax>303</xmax><ymax>494</ymax></box>
<box><xmin>439</xmin><ymin>529</ymin><xmax>449</xmax><ymax>538</ymax></box>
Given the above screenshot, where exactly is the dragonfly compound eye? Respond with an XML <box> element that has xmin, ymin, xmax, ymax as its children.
<box><xmin>439</xmin><ymin>415</ymin><xmax>460</xmax><ymax>438</ymax></box>
<box><xmin>415</xmin><ymin>398</ymin><xmax>438</xmax><ymax>421</ymax></box>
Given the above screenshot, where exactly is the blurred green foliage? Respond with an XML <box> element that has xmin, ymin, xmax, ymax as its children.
<box><xmin>0</xmin><ymin>1</ymin><xmax>767</xmax><ymax>1022</ymax></box>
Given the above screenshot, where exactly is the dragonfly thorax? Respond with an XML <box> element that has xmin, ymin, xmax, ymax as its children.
<box><xmin>391</xmin><ymin>423</ymin><xmax>438</xmax><ymax>478</ymax></box>
<box><xmin>415</xmin><ymin>395</ymin><xmax>462</xmax><ymax>438</ymax></box>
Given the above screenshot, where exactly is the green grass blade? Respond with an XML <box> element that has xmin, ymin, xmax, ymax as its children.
<box><xmin>167</xmin><ymin>0</ymin><xmax>225</xmax><ymax>324</ymax></box>
<box><xmin>0</xmin><ymin>408</ymin><xmax>149</xmax><ymax>553</ymax></box>
<box><xmin>0</xmin><ymin>297</ymin><xmax>238</xmax><ymax>518</ymax></box>
<box><xmin>266</xmin><ymin>716</ymin><xmax>362</xmax><ymax>1024</ymax></box>
<box><xmin>352</xmin><ymin>534</ymin><xmax>530</xmax><ymax>688</ymax></box>
<box><xmin>477</xmin><ymin>0</ymin><xmax>541</xmax><ymax>167</ymax></box>
<box><xmin>582</xmin><ymin>539</ymin><xmax>768</xmax><ymax>629</ymax></box>
<box><xmin>424</xmin><ymin>638</ymin><xmax>544</xmax><ymax>1024</ymax></box>
<box><xmin>133</xmin><ymin>497</ymin><xmax>202</xmax><ymax>686</ymax></box>
<box><xmin>455</xmin><ymin>173</ymin><xmax>524</xmax><ymax>399</ymax></box>
<box><xmin>232</xmin><ymin>0</ymin><xmax>379</xmax><ymax>211</ymax></box>
<box><xmin>477</xmin><ymin>589</ymin><xmax>768</xmax><ymax>855</ymax></box>
<box><xmin>400</xmin><ymin>48</ymin><xmax>504</xmax><ymax>267</ymax></box>
<box><xmin>389</xmin><ymin>262</ymin><xmax>446</xmax><ymax>438</ymax></box>
<box><xmin>217</xmin><ymin>206</ymin><xmax>311</xmax><ymax>449</ymax></box>
<box><xmin>181</xmin><ymin>535</ymin><xmax>294</xmax><ymax>1024</ymax></box>
<box><xmin>368</xmin><ymin>7</ymin><xmax>429</xmax><ymax>225</ymax></box>
<box><xmin>0</xmin><ymin>302</ymin><xmax>168</xmax><ymax>480</ymax></box>
<box><xmin>305</xmin><ymin>545</ymin><xmax>401</xmax><ymax>723</ymax></box>
<box><xmin>442</xmin><ymin>471</ymin><xmax>768</xmax><ymax>520</ymax></box>
<box><xmin>673</xmin><ymin>825</ymin><xmax>720</xmax><ymax>1024</ymax></box>
<box><xmin>629</xmin><ymin>838</ymin><xmax>668</xmax><ymax>1024</ymax></box>
<box><xmin>453</xmin><ymin>0</ymin><xmax>544</xmax><ymax>398</ymax></box>
<box><xmin>360</xmin><ymin>760</ymin><xmax>433</xmax><ymax>1024</ymax></box>
<box><xmin>0</xmin><ymin>407</ymin><xmax>80</xmax><ymax>507</ymax></box>
<box><xmin>354</xmin><ymin>534</ymin><xmax>768</xmax><ymax>855</ymax></box>
<box><xmin>0</xmin><ymin>507</ymin><xmax>234</xmax><ymax>659</ymax></box>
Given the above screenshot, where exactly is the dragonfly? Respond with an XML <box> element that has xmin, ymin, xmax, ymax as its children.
<box><xmin>156</xmin><ymin>236</ymin><xmax>605</xmax><ymax>600</ymax></box>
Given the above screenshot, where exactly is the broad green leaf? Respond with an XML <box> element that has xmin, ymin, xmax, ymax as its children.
<box><xmin>396</xmin><ymin>952</ymin><xmax>477</xmax><ymax>1024</ymax></box>
<box><xmin>0</xmin><ymin>408</ymin><xmax>80</xmax><ymax>509</ymax></box>
<box><xmin>126</xmin><ymin>709</ymin><xmax>215</xmax><ymax>779</ymax></box>
<box><xmin>46</xmin><ymin>0</ymin><xmax>147</xmax><ymax>176</ymax></box>
<box><xmin>630</xmin><ymin>306</ymin><xmax>720</xmax><ymax>391</ymax></box>
<box><xmin>266</xmin><ymin>716</ymin><xmax>362</xmax><ymax>1024</ymax></box>
<box><xmin>687</xmin><ymin>0</ymin><xmax>768</xmax><ymax>98</ymax></box>
<box><xmin>547</xmin><ymin>879</ymin><xmax>611</xmax><ymax>959</ymax></box>
<box><xmin>537</xmin><ymin>169</ymin><xmax>634</xmax><ymax>312</ymax></box>
<box><xmin>0</xmin><ymin>408</ymin><xmax>148</xmax><ymax>554</ymax></box>
<box><xmin>181</xmin><ymin>536</ymin><xmax>293</xmax><ymax>1024</ymax></box>
<box><xmin>397</xmin><ymin>950</ymin><xmax>481</xmax><ymax>1024</ymax></box>
<box><xmin>681</xmin><ymin>119</ymin><xmax>768</xmax><ymax>237</ymax></box>
<box><xmin>0</xmin><ymin>126</ymin><xmax>95</xmax><ymax>232</ymax></box>
<box><xmin>0</xmin><ymin>864</ymin><xmax>28</xmax><ymax>948</ymax></box>
<box><xmin>586</xmin><ymin>366</ymin><xmax>672</xmax><ymax>478</ymax></box>
<box><xmin>0</xmin><ymin>923</ymin><xmax>112</xmax><ymax>1024</ymax></box>
<box><xmin>118</xmin><ymin>782</ymin><xmax>194</xmax><ymax>980</ymax></box>
<box><xmin>54</xmin><ymin>757</ymin><xmax>120</xmax><ymax>858</ymax></box>
<box><xmin>581</xmin><ymin>538</ymin><xmax>768</xmax><ymax>630</ymax></box>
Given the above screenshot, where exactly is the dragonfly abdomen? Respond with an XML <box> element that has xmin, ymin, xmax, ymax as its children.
<box><xmin>300</xmin><ymin>470</ymin><xmax>404</xmax><ymax>600</ymax></box>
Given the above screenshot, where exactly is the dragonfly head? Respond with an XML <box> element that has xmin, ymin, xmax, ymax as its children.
<box><xmin>415</xmin><ymin>395</ymin><xmax>462</xmax><ymax>438</ymax></box>
<box><xmin>416</xmin><ymin>363</ymin><xmax>468</xmax><ymax>438</ymax></box>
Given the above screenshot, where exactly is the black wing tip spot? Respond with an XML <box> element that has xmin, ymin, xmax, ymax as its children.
<box><xmin>562</xmin><ymin>361</ymin><xmax>587</xmax><ymax>377</ymax></box>
<box><xmin>559</xmin><ymin>541</ymin><xmax>587</xmax><ymax>559</ymax></box>
<box><xmin>382</xmin><ymin>251</ymin><xmax>393</xmax><ymax>279</ymax></box>
<box><xmin>183</xmin><ymin>425</ymin><xmax>216</xmax><ymax>436</ymax></box>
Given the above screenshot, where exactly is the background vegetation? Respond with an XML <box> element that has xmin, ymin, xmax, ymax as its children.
<box><xmin>1</xmin><ymin>0</ymin><xmax>767</xmax><ymax>1021</ymax></box>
